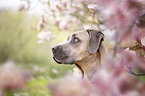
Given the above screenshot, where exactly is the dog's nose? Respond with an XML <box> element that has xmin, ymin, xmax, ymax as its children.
<box><xmin>52</xmin><ymin>46</ymin><xmax>59</xmax><ymax>53</ymax></box>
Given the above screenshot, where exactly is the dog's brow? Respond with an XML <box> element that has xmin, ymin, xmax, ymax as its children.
<box><xmin>72</xmin><ymin>34</ymin><xmax>76</xmax><ymax>37</ymax></box>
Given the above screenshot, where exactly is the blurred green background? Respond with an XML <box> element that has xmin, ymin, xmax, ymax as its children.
<box><xmin>0</xmin><ymin>10</ymin><xmax>74</xmax><ymax>96</ymax></box>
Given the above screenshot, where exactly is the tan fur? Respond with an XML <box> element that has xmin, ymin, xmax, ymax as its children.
<box><xmin>75</xmin><ymin>43</ymin><xmax>107</xmax><ymax>79</ymax></box>
<box><xmin>68</xmin><ymin>30</ymin><xmax>107</xmax><ymax>79</ymax></box>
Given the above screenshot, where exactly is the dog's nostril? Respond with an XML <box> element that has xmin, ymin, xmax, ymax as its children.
<box><xmin>52</xmin><ymin>46</ymin><xmax>58</xmax><ymax>53</ymax></box>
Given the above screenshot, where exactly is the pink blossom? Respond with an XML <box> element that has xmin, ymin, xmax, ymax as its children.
<box><xmin>18</xmin><ymin>4</ymin><xmax>25</xmax><ymax>11</ymax></box>
<box><xmin>48</xmin><ymin>77</ymin><xmax>91</xmax><ymax>96</ymax></box>
<box><xmin>132</xmin><ymin>26</ymin><xmax>145</xmax><ymax>43</ymax></box>
<box><xmin>0</xmin><ymin>63</ymin><xmax>31</xmax><ymax>94</ymax></box>
<box><xmin>37</xmin><ymin>15</ymin><xmax>46</xmax><ymax>31</ymax></box>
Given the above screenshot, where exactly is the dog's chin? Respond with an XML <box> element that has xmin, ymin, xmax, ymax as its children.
<box><xmin>53</xmin><ymin>57</ymin><xmax>74</xmax><ymax>64</ymax></box>
<box><xmin>53</xmin><ymin>57</ymin><xmax>62</xmax><ymax>64</ymax></box>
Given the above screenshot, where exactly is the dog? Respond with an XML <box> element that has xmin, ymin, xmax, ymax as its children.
<box><xmin>52</xmin><ymin>29</ymin><xmax>107</xmax><ymax>79</ymax></box>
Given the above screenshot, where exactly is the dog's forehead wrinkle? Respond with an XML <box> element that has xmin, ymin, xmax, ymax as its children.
<box><xmin>75</xmin><ymin>31</ymin><xmax>89</xmax><ymax>39</ymax></box>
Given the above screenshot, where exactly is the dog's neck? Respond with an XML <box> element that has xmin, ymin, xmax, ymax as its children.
<box><xmin>76</xmin><ymin>43</ymin><xmax>107</xmax><ymax>79</ymax></box>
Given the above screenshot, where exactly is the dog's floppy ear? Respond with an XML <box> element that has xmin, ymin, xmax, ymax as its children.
<box><xmin>87</xmin><ymin>29</ymin><xmax>104</xmax><ymax>54</ymax></box>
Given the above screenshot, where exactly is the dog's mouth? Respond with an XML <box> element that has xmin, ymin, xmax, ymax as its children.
<box><xmin>53</xmin><ymin>57</ymin><xmax>62</xmax><ymax>64</ymax></box>
<box><xmin>53</xmin><ymin>55</ymin><xmax>75</xmax><ymax>64</ymax></box>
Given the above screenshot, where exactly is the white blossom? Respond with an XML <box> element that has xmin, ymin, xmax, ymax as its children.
<box><xmin>37</xmin><ymin>31</ymin><xmax>52</xmax><ymax>43</ymax></box>
<box><xmin>59</xmin><ymin>21</ymin><xmax>69</xmax><ymax>30</ymax></box>
<box><xmin>141</xmin><ymin>37</ymin><xmax>145</xmax><ymax>46</ymax></box>
<box><xmin>87</xmin><ymin>4</ymin><xmax>97</xmax><ymax>9</ymax></box>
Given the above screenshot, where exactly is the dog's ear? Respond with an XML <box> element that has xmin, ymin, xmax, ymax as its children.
<box><xmin>87</xmin><ymin>29</ymin><xmax>104</xmax><ymax>54</ymax></box>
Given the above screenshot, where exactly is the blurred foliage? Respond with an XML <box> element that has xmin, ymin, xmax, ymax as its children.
<box><xmin>5</xmin><ymin>78</ymin><xmax>51</xmax><ymax>96</ymax></box>
<box><xmin>0</xmin><ymin>10</ymin><xmax>39</xmax><ymax>63</ymax></box>
<box><xmin>0</xmin><ymin>10</ymin><xmax>74</xmax><ymax>96</ymax></box>
<box><xmin>0</xmin><ymin>9</ymin><xmax>74</xmax><ymax>73</ymax></box>
<box><xmin>0</xmin><ymin>10</ymin><xmax>64</xmax><ymax>64</ymax></box>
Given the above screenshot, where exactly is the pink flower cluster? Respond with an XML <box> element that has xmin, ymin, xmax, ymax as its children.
<box><xmin>94</xmin><ymin>0</ymin><xmax>145</xmax><ymax>44</ymax></box>
<box><xmin>0</xmin><ymin>62</ymin><xmax>31</xmax><ymax>95</ymax></box>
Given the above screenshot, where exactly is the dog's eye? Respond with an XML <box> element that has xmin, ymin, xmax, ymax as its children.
<box><xmin>71</xmin><ymin>38</ymin><xmax>80</xmax><ymax>44</ymax></box>
<box><xmin>74</xmin><ymin>38</ymin><xmax>79</xmax><ymax>43</ymax></box>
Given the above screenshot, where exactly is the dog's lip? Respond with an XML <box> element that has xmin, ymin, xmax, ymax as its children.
<box><xmin>53</xmin><ymin>57</ymin><xmax>62</xmax><ymax>64</ymax></box>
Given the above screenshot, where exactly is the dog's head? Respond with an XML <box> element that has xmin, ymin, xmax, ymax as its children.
<box><xmin>52</xmin><ymin>29</ymin><xmax>104</xmax><ymax>64</ymax></box>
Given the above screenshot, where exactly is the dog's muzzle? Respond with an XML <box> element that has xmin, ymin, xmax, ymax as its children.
<box><xmin>52</xmin><ymin>45</ymin><xmax>69</xmax><ymax>64</ymax></box>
